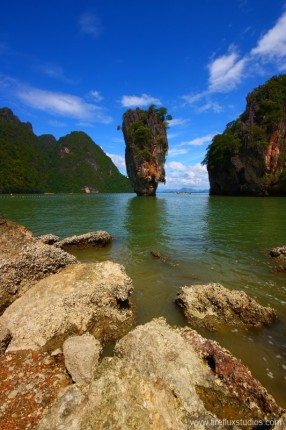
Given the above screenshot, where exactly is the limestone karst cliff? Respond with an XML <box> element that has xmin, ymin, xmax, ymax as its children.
<box><xmin>203</xmin><ymin>75</ymin><xmax>286</xmax><ymax>196</ymax></box>
<box><xmin>0</xmin><ymin>107</ymin><xmax>132</xmax><ymax>193</ymax></box>
<box><xmin>121</xmin><ymin>105</ymin><xmax>171</xmax><ymax>196</ymax></box>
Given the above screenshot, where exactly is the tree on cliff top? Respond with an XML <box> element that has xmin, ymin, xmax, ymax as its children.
<box><xmin>202</xmin><ymin>74</ymin><xmax>286</xmax><ymax>196</ymax></box>
<box><xmin>120</xmin><ymin>105</ymin><xmax>172</xmax><ymax>196</ymax></box>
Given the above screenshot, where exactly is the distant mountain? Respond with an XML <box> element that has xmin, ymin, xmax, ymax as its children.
<box><xmin>0</xmin><ymin>108</ymin><xmax>132</xmax><ymax>193</ymax></box>
<box><xmin>203</xmin><ymin>74</ymin><xmax>286</xmax><ymax>196</ymax></box>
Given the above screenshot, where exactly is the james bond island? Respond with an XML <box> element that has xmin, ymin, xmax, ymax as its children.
<box><xmin>203</xmin><ymin>74</ymin><xmax>286</xmax><ymax>196</ymax></box>
<box><xmin>121</xmin><ymin>105</ymin><xmax>172</xmax><ymax>196</ymax></box>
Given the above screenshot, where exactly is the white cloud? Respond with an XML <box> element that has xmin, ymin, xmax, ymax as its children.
<box><xmin>208</xmin><ymin>51</ymin><xmax>247</xmax><ymax>93</ymax></box>
<box><xmin>164</xmin><ymin>162</ymin><xmax>209</xmax><ymax>189</ymax></box>
<box><xmin>168</xmin><ymin>148</ymin><xmax>189</xmax><ymax>157</ymax></box>
<box><xmin>107</xmin><ymin>153</ymin><xmax>127</xmax><ymax>173</ymax></box>
<box><xmin>168</xmin><ymin>118</ymin><xmax>189</xmax><ymax>126</ymax></box>
<box><xmin>79</xmin><ymin>12</ymin><xmax>102</xmax><ymax>37</ymax></box>
<box><xmin>17</xmin><ymin>87</ymin><xmax>112</xmax><ymax>123</ymax></box>
<box><xmin>179</xmin><ymin>134</ymin><xmax>215</xmax><ymax>147</ymax></box>
<box><xmin>182</xmin><ymin>91</ymin><xmax>207</xmax><ymax>105</ymax></box>
<box><xmin>120</xmin><ymin>93</ymin><xmax>161</xmax><ymax>107</ymax></box>
<box><xmin>197</xmin><ymin>101</ymin><xmax>223</xmax><ymax>113</ymax></box>
<box><xmin>251</xmin><ymin>11</ymin><xmax>286</xmax><ymax>59</ymax></box>
<box><xmin>89</xmin><ymin>90</ymin><xmax>103</xmax><ymax>101</ymax></box>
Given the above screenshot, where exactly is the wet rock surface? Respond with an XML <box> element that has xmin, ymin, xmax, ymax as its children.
<box><xmin>176</xmin><ymin>283</ymin><xmax>277</xmax><ymax>331</ymax></box>
<box><xmin>54</xmin><ymin>230</ymin><xmax>113</xmax><ymax>251</ymax></box>
<box><xmin>0</xmin><ymin>349</ymin><xmax>71</xmax><ymax>430</ymax></box>
<box><xmin>37</xmin><ymin>319</ymin><xmax>283</xmax><ymax>430</ymax></box>
<box><xmin>0</xmin><ymin>261</ymin><xmax>135</xmax><ymax>352</ymax></box>
<box><xmin>179</xmin><ymin>327</ymin><xmax>281</xmax><ymax>421</ymax></box>
<box><xmin>270</xmin><ymin>246</ymin><xmax>286</xmax><ymax>272</ymax></box>
<box><xmin>0</xmin><ymin>214</ymin><xmax>77</xmax><ymax>314</ymax></box>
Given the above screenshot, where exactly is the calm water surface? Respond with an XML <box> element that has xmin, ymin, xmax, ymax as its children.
<box><xmin>1</xmin><ymin>193</ymin><xmax>286</xmax><ymax>406</ymax></box>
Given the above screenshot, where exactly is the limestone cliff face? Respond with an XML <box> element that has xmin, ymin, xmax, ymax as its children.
<box><xmin>204</xmin><ymin>75</ymin><xmax>286</xmax><ymax>196</ymax></box>
<box><xmin>122</xmin><ymin>106</ymin><xmax>169</xmax><ymax>196</ymax></box>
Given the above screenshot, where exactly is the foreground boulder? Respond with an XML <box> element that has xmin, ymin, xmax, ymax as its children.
<box><xmin>176</xmin><ymin>283</ymin><xmax>277</xmax><ymax>331</ymax></box>
<box><xmin>0</xmin><ymin>349</ymin><xmax>71</xmax><ymax>429</ymax></box>
<box><xmin>38</xmin><ymin>319</ymin><xmax>283</xmax><ymax>429</ymax></box>
<box><xmin>0</xmin><ymin>214</ymin><xmax>77</xmax><ymax>314</ymax></box>
<box><xmin>0</xmin><ymin>262</ymin><xmax>134</xmax><ymax>352</ymax></box>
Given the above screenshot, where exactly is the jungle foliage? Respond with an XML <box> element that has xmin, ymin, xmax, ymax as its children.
<box><xmin>0</xmin><ymin>108</ymin><xmax>132</xmax><ymax>193</ymax></box>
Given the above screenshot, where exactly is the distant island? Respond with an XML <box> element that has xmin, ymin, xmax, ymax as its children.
<box><xmin>0</xmin><ymin>108</ymin><xmax>132</xmax><ymax>194</ymax></box>
<box><xmin>203</xmin><ymin>74</ymin><xmax>286</xmax><ymax>196</ymax></box>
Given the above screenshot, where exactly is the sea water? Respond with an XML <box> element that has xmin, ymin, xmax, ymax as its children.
<box><xmin>1</xmin><ymin>192</ymin><xmax>285</xmax><ymax>406</ymax></box>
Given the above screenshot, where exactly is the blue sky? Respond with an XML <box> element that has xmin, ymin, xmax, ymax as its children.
<box><xmin>1</xmin><ymin>0</ymin><xmax>286</xmax><ymax>190</ymax></box>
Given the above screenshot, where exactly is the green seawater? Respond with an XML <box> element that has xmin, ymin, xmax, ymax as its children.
<box><xmin>1</xmin><ymin>193</ymin><xmax>286</xmax><ymax>407</ymax></box>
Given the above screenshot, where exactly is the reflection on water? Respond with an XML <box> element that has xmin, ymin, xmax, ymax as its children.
<box><xmin>0</xmin><ymin>193</ymin><xmax>286</xmax><ymax>406</ymax></box>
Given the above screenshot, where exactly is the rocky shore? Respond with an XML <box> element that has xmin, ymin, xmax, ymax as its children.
<box><xmin>0</xmin><ymin>215</ymin><xmax>284</xmax><ymax>429</ymax></box>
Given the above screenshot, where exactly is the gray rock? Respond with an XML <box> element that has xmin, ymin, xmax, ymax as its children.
<box><xmin>55</xmin><ymin>231</ymin><xmax>112</xmax><ymax>251</ymax></box>
<box><xmin>1</xmin><ymin>261</ymin><xmax>134</xmax><ymax>352</ymax></box>
<box><xmin>37</xmin><ymin>384</ymin><xmax>88</xmax><ymax>430</ymax></box>
<box><xmin>176</xmin><ymin>283</ymin><xmax>277</xmax><ymax>331</ymax></box>
<box><xmin>0</xmin><ymin>216</ymin><xmax>77</xmax><ymax>314</ymax></box>
<box><xmin>63</xmin><ymin>333</ymin><xmax>102</xmax><ymax>384</ymax></box>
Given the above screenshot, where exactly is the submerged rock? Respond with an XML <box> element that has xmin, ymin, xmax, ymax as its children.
<box><xmin>55</xmin><ymin>230</ymin><xmax>112</xmax><ymax>251</ymax></box>
<box><xmin>0</xmin><ymin>262</ymin><xmax>135</xmax><ymax>352</ymax></box>
<box><xmin>270</xmin><ymin>245</ymin><xmax>286</xmax><ymax>272</ymax></box>
<box><xmin>0</xmin><ymin>215</ymin><xmax>77</xmax><ymax>315</ymax></box>
<box><xmin>122</xmin><ymin>105</ymin><xmax>170</xmax><ymax>196</ymax></box>
<box><xmin>38</xmin><ymin>318</ymin><xmax>283</xmax><ymax>430</ymax></box>
<box><xmin>269</xmin><ymin>246</ymin><xmax>286</xmax><ymax>257</ymax></box>
<box><xmin>176</xmin><ymin>283</ymin><xmax>277</xmax><ymax>331</ymax></box>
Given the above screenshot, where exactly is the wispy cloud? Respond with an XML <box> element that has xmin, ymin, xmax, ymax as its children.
<box><xmin>48</xmin><ymin>119</ymin><xmax>67</xmax><ymax>128</ymax></box>
<box><xmin>36</xmin><ymin>63</ymin><xmax>75</xmax><ymax>84</ymax></box>
<box><xmin>120</xmin><ymin>93</ymin><xmax>161</xmax><ymax>107</ymax></box>
<box><xmin>17</xmin><ymin>87</ymin><xmax>112</xmax><ymax>123</ymax></box>
<box><xmin>168</xmin><ymin>148</ymin><xmax>189</xmax><ymax>157</ymax></box>
<box><xmin>89</xmin><ymin>90</ymin><xmax>104</xmax><ymax>101</ymax></box>
<box><xmin>208</xmin><ymin>51</ymin><xmax>247</xmax><ymax>93</ymax></box>
<box><xmin>251</xmin><ymin>11</ymin><xmax>286</xmax><ymax>59</ymax></box>
<box><xmin>79</xmin><ymin>12</ymin><xmax>102</xmax><ymax>37</ymax></box>
<box><xmin>168</xmin><ymin>118</ymin><xmax>189</xmax><ymax>126</ymax></box>
<box><xmin>197</xmin><ymin>101</ymin><xmax>223</xmax><ymax>113</ymax></box>
<box><xmin>179</xmin><ymin>134</ymin><xmax>215</xmax><ymax>147</ymax></box>
<box><xmin>182</xmin><ymin>91</ymin><xmax>207</xmax><ymax>105</ymax></box>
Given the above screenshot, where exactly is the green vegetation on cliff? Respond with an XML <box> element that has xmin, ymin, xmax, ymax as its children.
<box><xmin>121</xmin><ymin>105</ymin><xmax>171</xmax><ymax>196</ymax></box>
<box><xmin>120</xmin><ymin>105</ymin><xmax>171</xmax><ymax>164</ymax></box>
<box><xmin>202</xmin><ymin>75</ymin><xmax>286</xmax><ymax>196</ymax></box>
<box><xmin>0</xmin><ymin>108</ymin><xmax>132</xmax><ymax>193</ymax></box>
